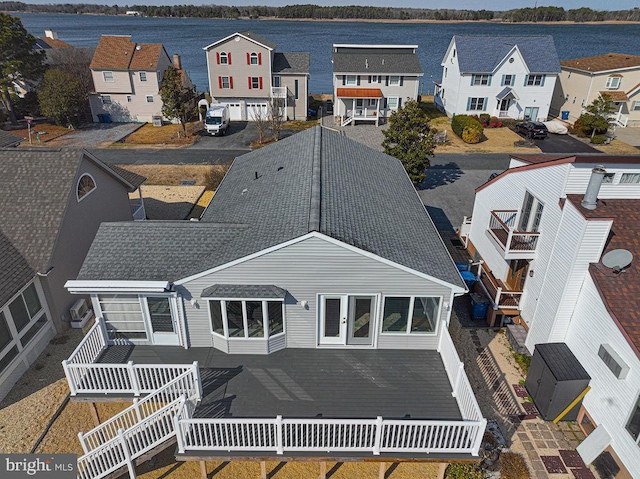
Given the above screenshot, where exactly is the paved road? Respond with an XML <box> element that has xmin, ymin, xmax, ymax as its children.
<box><xmin>88</xmin><ymin>148</ymin><xmax>245</xmax><ymax>165</ymax></box>
<box><xmin>431</xmin><ymin>153</ymin><xmax>511</xmax><ymax>171</ymax></box>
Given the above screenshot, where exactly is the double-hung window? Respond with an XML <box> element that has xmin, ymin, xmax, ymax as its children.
<box><xmin>502</xmin><ymin>74</ymin><xmax>515</xmax><ymax>86</ymax></box>
<box><xmin>526</xmin><ymin>74</ymin><xmax>545</xmax><ymax>86</ymax></box>
<box><xmin>381</xmin><ymin>296</ymin><xmax>440</xmax><ymax>334</ymax></box>
<box><xmin>386</xmin><ymin>97</ymin><xmax>399</xmax><ymax>110</ymax></box>
<box><xmin>251</xmin><ymin>77</ymin><xmax>261</xmax><ymax>89</ymax></box>
<box><xmin>468</xmin><ymin>97</ymin><xmax>486</xmax><ymax>111</ymax></box>
<box><xmin>472</xmin><ymin>74</ymin><xmax>490</xmax><ymax>86</ymax></box>
<box><xmin>345</xmin><ymin>75</ymin><xmax>357</xmax><ymax>86</ymax></box>
<box><xmin>220</xmin><ymin>76</ymin><xmax>230</xmax><ymax>89</ymax></box>
<box><xmin>146</xmin><ymin>95</ymin><xmax>154</xmax><ymax>103</ymax></box>
<box><xmin>249</xmin><ymin>52</ymin><xmax>259</xmax><ymax>65</ymax></box>
<box><xmin>209</xmin><ymin>300</ymin><xmax>284</xmax><ymax>339</ymax></box>
<box><xmin>101</xmin><ymin>95</ymin><xmax>111</xmax><ymax>105</ymax></box>
<box><xmin>606</xmin><ymin>76</ymin><xmax>621</xmax><ymax>90</ymax></box>
<box><xmin>139</xmin><ymin>72</ymin><xmax>147</xmax><ymax>82</ymax></box>
<box><xmin>219</xmin><ymin>52</ymin><xmax>229</xmax><ymax>64</ymax></box>
<box><xmin>103</xmin><ymin>71</ymin><xmax>114</xmax><ymax>83</ymax></box>
<box><xmin>389</xmin><ymin>76</ymin><xmax>400</xmax><ymax>86</ymax></box>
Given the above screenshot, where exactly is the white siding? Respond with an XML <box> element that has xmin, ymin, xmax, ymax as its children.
<box><xmin>180</xmin><ymin>236</ymin><xmax>453</xmax><ymax>352</ymax></box>
<box><xmin>566</xmin><ymin>164</ymin><xmax>640</xmax><ymax>199</ymax></box>
<box><xmin>566</xmin><ymin>275</ymin><xmax>640</xmax><ymax>476</ymax></box>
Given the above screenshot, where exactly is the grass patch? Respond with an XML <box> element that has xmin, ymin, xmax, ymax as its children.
<box><xmin>122</xmin><ymin>121</ymin><xmax>202</xmax><ymax>145</ymax></box>
<box><xmin>500</xmin><ymin>452</ymin><xmax>531</xmax><ymax>479</ymax></box>
<box><xmin>251</xmin><ymin>137</ymin><xmax>277</xmax><ymax>149</ymax></box>
<box><xmin>513</xmin><ymin>352</ymin><xmax>532</xmax><ymax>374</ymax></box>
<box><xmin>444</xmin><ymin>463</ymin><xmax>483</xmax><ymax>479</ymax></box>
<box><xmin>119</xmin><ymin>165</ymin><xmax>228</xmax><ymax>190</ymax></box>
<box><xmin>592</xmin><ymin>138</ymin><xmax>640</xmax><ymax>154</ymax></box>
<box><xmin>419</xmin><ymin>99</ymin><xmax>447</xmax><ymax>121</ymax></box>
<box><xmin>12</xmin><ymin>122</ymin><xmax>71</xmax><ymax>144</ymax></box>
<box><xmin>283</xmin><ymin>120</ymin><xmax>318</xmax><ymax>131</ymax></box>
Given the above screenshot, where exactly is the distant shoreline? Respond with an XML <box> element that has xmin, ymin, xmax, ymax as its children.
<box><xmin>6</xmin><ymin>11</ymin><xmax>640</xmax><ymax>25</ymax></box>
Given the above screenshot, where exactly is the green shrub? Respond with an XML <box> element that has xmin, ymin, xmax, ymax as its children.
<box><xmin>479</xmin><ymin>113</ymin><xmax>491</xmax><ymax>125</ymax></box>
<box><xmin>451</xmin><ymin>114</ymin><xmax>484</xmax><ymax>140</ymax></box>
<box><xmin>591</xmin><ymin>134</ymin><xmax>606</xmax><ymax>144</ymax></box>
<box><xmin>462</xmin><ymin>126</ymin><xmax>482</xmax><ymax>144</ymax></box>
<box><xmin>445</xmin><ymin>463</ymin><xmax>483</xmax><ymax>479</ymax></box>
<box><xmin>513</xmin><ymin>352</ymin><xmax>532</xmax><ymax>373</ymax></box>
<box><xmin>500</xmin><ymin>452</ymin><xmax>531</xmax><ymax>479</ymax></box>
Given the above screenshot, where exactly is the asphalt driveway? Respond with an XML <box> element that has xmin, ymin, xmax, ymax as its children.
<box><xmin>189</xmin><ymin>121</ymin><xmax>298</xmax><ymax>150</ymax></box>
<box><xmin>512</xmin><ymin>127</ymin><xmax>598</xmax><ymax>154</ymax></box>
<box><xmin>46</xmin><ymin>123</ymin><xmax>140</xmax><ymax>148</ymax></box>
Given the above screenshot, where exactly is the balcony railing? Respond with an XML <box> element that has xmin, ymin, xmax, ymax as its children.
<box><xmin>488</xmin><ymin>210</ymin><xmax>540</xmax><ymax>259</ymax></box>
<box><xmin>270</xmin><ymin>86</ymin><xmax>287</xmax><ymax>98</ymax></box>
<box><xmin>498</xmin><ymin>110</ymin><xmax>510</xmax><ymax>118</ymax></box>
<box><xmin>478</xmin><ymin>264</ymin><xmax>523</xmax><ymax>311</ymax></box>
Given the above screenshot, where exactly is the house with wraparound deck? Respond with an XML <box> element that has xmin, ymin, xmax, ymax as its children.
<box><xmin>63</xmin><ymin>126</ymin><xmax>485</xmax><ymax>479</ymax></box>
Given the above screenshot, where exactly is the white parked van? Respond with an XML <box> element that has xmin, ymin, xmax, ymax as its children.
<box><xmin>205</xmin><ymin>104</ymin><xmax>230</xmax><ymax>136</ymax></box>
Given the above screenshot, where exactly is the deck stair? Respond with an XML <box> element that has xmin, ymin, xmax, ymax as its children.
<box><xmin>76</xmin><ymin>366</ymin><xmax>202</xmax><ymax>479</ymax></box>
<box><xmin>341</xmin><ymin>115</ymin><xmax>353</xmax><ymax>127</ymax></box>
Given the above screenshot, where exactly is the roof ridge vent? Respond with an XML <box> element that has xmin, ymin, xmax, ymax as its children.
<box><xmin>308</xmin><ymin>127</ymin><xmax>322</xmax><ymax>233</ymax></box>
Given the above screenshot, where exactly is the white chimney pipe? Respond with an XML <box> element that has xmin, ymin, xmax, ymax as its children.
<box><xmin>581</xmin><ymin>165</ymin><xmax>606</xmax><ymax>210</ymax></box>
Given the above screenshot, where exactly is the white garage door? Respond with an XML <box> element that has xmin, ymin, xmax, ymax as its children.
<box><xmin>247</xmin><ymin>103</ymin><xmax>269</xmax><ymax>121</ymax></box>
<box><xmin>222</xmin><ymin>103</ymin><xmax>242</xmax><ymax>121</ymax></box>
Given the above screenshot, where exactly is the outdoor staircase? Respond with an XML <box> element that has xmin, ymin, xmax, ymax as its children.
<box><xmin>341</xmin><ymin>115</ymin><xmax>353</xmax><ymax>127</ymax></box>
<box><xmin>75</xmin><ymin>367</ymin><xmax>202</xmax><ymax>479</ymax></box>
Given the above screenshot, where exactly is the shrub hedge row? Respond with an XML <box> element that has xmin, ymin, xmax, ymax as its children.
<box><xmin>452</xmin><ymin>114</ymin><xmax>484</xmax><ymax>144</ymax></box>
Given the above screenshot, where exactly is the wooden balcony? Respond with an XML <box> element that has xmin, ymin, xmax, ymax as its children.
<box><xmin>488</xmin><ymin>210</ymin><xmax>539</xmax><ymax>259</ymax></box>
<box><xmin>478</xmin><ymin>265</ymin><xmax>523</xmax><ymax>311</ymax></box>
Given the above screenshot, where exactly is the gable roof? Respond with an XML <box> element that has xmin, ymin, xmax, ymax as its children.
<box><xmin>78</xmin><ymin>127</ymin><xmax>465</xmax><ymax>289</ymax></box>
<box><xmin>90</xmin><ymin>35</ymin><xmax>166</xmax><ymax>71</ymax></box>
<box><xmin>0</xmin><ymin>130</ymin><xmax>22</xmax><ymax>148</ymax></box>
<box><xmin>451</xmin><ymin>35</ymin><xmax>560</xmax><ymax>74</ymax></box>
<box><xmin>272</xmin><ymin>52</ymin><xmax>310</xmax><ymax>74</ymax></box>
<box><xmin>35</xmin><ymin>37</ymin><xmax>73</xmax><ymax>49</ymax></box>
<box><xmin>561</xmin><ymin>53</ymin><xmax>640</xmax><ymax>73</ymax></box>
<box><xmin>0</xmin><ymin>149</ymin><xmax>144</xmax><ymax>306</ymax></box>
<box><xmin>203</xmin><ymin>31</ymin><xmax>277</xmax><ymax>51</ymax></box>
<box><xmin>333</xmin><ymin>45</ymin><xmax>423</xmax><ymax>75</ymax></box>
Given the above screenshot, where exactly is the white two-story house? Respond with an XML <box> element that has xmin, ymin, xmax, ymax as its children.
<box><xmin>460</xmin><ymin>153</ymin><xmax>640</xmax><ymax>478</ymax></box>
<box><xmin>89</xmin><ymin>35</ymin><xmax>193</xmax><ymax>123</ymax></box>
<box><xmin>435</xmin><ymin>35</ymin><xmax>560</xmax><ymax>122</ymax></box>
<box><xmin>551</xmin><ymin>52</ymin><xmax>640</xmax><ymax>127</ymax></box>
<box><xmin>332</xmin><ymin>44</ymin><xmax>423</xmax><ymax>126</ymax></box>
<box><xmin>203</xmin><ymin>31</ymin><xmax>310</xmax><ymax>121</ymax></box>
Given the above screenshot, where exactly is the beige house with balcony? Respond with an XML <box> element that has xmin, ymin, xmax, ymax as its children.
<box><xmin>551</xmin><ymin>53</ymin><xmax>640</xmax><ymax>128</ymax></box>
<box><xmin>89</xmin><ymin>35</ymin><xmax>193</xmax><ymax>123</ymax></box>
<box><xmin>203</xmin><ymin>32</ymin><xmax>309</xmax><ymax>121</ymax></box>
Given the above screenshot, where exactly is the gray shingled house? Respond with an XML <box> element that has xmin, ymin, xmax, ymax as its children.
<box><xmin>0</xmin><ymin>149</ymin><xmax>145</xmax><ymax>401</ymax></box>
<box><xmin>64</xmin><ymin>127</ymin><xmax>486</xmax><ymax>470</ymax></box>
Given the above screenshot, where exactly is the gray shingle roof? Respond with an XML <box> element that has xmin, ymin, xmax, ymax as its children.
<box><xmin>333</xmin><ymin>47</ymin><xmax>423</xmax><ymax>75</ymax></box>
<box><xmin>105</xmin><ymin>163</ymin><xmax>146</xmax><ymax>189</ymax></box>
<box><xmin>0</xmin><ymin>148</ymin><xmax>143</xmax><ymax>306</ymax></box>
<box><xmin>452</xmin><ymin>35</ymin><xmax>560</xmax><ymax>74</ymax></box>
<box><xmin>78</xmin><ymin>127</ymin><xmax>465</xmax><ymax>289</ymax></box>
<box><xmin>201</xmin><ymin>284</ymin><xmax>287</xmax><ymax>299</ymax></box>
<box><xmin>0</xmin><ymin>130</ymin><xmax>22</xmax><ymax>148</ymax></box>
<box><xmin>239</xmin><ymin>31</ymin><xmax>277</xmax><ymax>50</ymax></box>
<box><xmin>273</xmin><ymin>52</ymin><xmax>310</xmax><ymax>74</ymax></box>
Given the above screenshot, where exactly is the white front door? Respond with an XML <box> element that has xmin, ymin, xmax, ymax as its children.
<box><xmin>145</xmin><ymin>297</ymin><xmax>180</xmax><ymax>346</ymax></box>
<box><xmin>319</xmin><ymin>295</ymin><xmax>376</xmax><ymax>346</ymax></box>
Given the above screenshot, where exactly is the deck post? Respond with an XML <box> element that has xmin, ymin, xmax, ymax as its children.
<box><xmin>199</xmin><ymin>461</ymin><xmax>207</xmax><ymax>479</ymax></box>
<box><xmin>89</xmin><ymin>402</ymin><xmax>100</xmax><ymax>427</ymax></box>
<box><xmin>133</xmin><ymin>398</ymin><xmax>142</xmax><ymax>422</ymax></box>
<box><xmin>260</xmin><ymin>461</ymin><xmax>267</xmax><ymax>479</ymax></box>
<box><xmin>276</xmin><ymin>415</ymin><xmax>284</xmax><ymax>455</ymax></box>
<box><xmin>319</xmin><ymin>461</ymin><xmax>327</xmax><ymax>479</ymax></box>
<box><xmin>453</xmin><ymin>363</ymin><xmax>464</xmax><ymax>397</ymax></box>
<box><xmin>436</xmin><ymin>462</ymin><xmax>447</xmax><ymax>479</ymax></box>
<box><xmin>373</xmin><ymin>416</ymin><xmax>383</xmax><ymax>455</ymax></box>
<box><xmin>77</xmin><ymin>431</ymin><xmax>89</xmax><ymax>454</ymax></box>
<box><xmin>472</xmin><ymin>419</ymin><xmax>488</xmax><ymax>456</ymax></box>
<box><xmin>378</xmin><ymin>462</ymin><xmax>386</xmax><ymax>479</ymax></box>
<box><xmin>118</xmin><ymin>428</ymin><xmax>136</xmax><ymax>479</ymax></box>
<box><xmin>494</xmin><ymin>287</ymin><xmax>502</xmax><ymax>308</ymax></box>
<box><xmin>61</xmin><ymin>360</ymin><xmax>77</xmax><ymax>396</ymax></box>
<box><xmin>128</xmin><ymin>361</ymin><xmax>141</xmax><ymax>396</ymax></box>
<box><xmin>174</xmin><ymin>407</ymin><xmax>185</xmax><ymax>453</ymax></box>
<box><xmin>193</xmin><ymin>361</ymin><xmax>203</xmax><ymax>400</ymax></box>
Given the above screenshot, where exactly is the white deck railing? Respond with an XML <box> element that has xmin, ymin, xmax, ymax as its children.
<box><xmin>79</xmin><ymin>365</ymin><xmax>201</xmax><ymax>453</ymax></box>
<box><xmin>67</xmin><ymin>318</ymin><xmax>107</xmax><ymax>365</ymax></box>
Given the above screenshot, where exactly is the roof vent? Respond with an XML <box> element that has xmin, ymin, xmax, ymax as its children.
<box><xmin>382</xmin><ymin>58</ymin><xmax>385</xmax><ymax>65</ymax></box>
<box><xmin>365</xmin><ymin>58</ymin><xmax>369</xmax><ymax>69</ymax></box>
<box><xmin>602</xmin><ymin>249</ymin><xmax>633</xmax><ymax>274</ymax></box>
<box><xmin>136</xmin><ymin>45</ymin><xmax>142</xmax><ymax>50</ymax></box>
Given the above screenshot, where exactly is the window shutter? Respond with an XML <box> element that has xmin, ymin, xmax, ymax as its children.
<box><xmin>524</xmin><ymin>75</ymin><xmax>529</xmax><ymax>86</ymax></box>
<box><xmin>218</xmin><ymin>76</ymin><xmax>222</xmax><ymax>89</ymax></box>
<box><xmin>385</xmin><ymin>76</ymin><xmax>389</xmax><ymax>86</ymax></box>
<box><xmin>368</xmin><ymin>76</ymin><xmax>371</xmax><ymax>83</ymax></box>
<box><xmin>511</xmin><ymin>75</ymin><xmax>516</xmax><ymax>86</ymax></box>
<box><xmin>216</xmin><ymin>52</ymin><xmax>220</xmax><ymax>64</ymax></box>
<box><xmin>400</xmin><ymin>76</ymin><xmax>404</xmax><ymax>86</ymax></box>
<box><xmin>342</xmin><ymin>75</ymin><xmax>346</xmax><ymax>86</ymax></box>
<box><xmin>228</xmin><ymin>53</ymin><xmax>232</xmax><ymax>65</ymax></box>
<box><xmin>384</xmin><ymin>98</ymin><xmax>388</xmax><ymax>108</ymax></box>
<box><xmin>398</xmin><ymin>98</ymin><xmax>402</xmax><ymax>108</ymax></box>
<box><xmin>483</xmin><ymin>98</ymin><xmax>488</xmax><ymax>111</ymax></box>
<box><xmin>471</xmin><ymin>75</ymin><xmax>475</xmax><ymax>86</ymax></box>
<box><xmin>501</xmin><ymin>75</ymin><xmax>505</xmax><ymax>86</ymax></box>
<box><xmin>248</xmin><ymin>77</ymin><xmax>252</xmax><ymax>89</ymax></box>
<box><xmin>258</xmin><ymin>53</ymin><xmax>262</xmax><ymax>65</ymax></box>
<box><xmin>466</xmin><ymin>98</ymin><xmax>471</xmax><ymax>110</ymax></box>
<box><xmin>356</xmin><ymin>76</ymin><xmax>360</xmax><ymax>86</ymax></box>
<box><xmin>487</xmin><ymin>75</ymin><xmax>492</xmax><ymax>86</ymax></box>
<box><xmin>230</xmin><ymin>77</ymin><xmax>233</xmax><ymax>89</ymax></box>
<box><xmin>541</xmin><ymin>75</ymin><xmax>546</xmax><ymax>87</ymax></box>
<box><xmin>246</xmin><ymin>53</ymin><xmax>250</xmax><ymax>65</ymax></box>
<box><xmin>259</xmin><ymin>77</ymin><xmax>263</xmax><ymax>89</ymax></box>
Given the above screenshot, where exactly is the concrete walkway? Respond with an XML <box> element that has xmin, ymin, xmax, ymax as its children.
<box><xmin>321</xmin><ymin>114</ymin><xmax>387</xmax><ymax>151</ymax></box>
<box><xmin>612</xmin><ymin>127</ymin><xmax>640</xmax><ymax>147</ymax></box>
<box><xmin>46</xmin><ymin>123</ymin><xmax>141</xmax><ymax>148</ymax></box>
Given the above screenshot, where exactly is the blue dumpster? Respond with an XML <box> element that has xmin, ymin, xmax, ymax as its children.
<box><xmin>461</xmin><ymin>270</ymin><xmax>477</xmax><ymax>289</ymax></box>
<box><xmin>103</xmin><ymin>113</ymin><xmax>112</xmax><ymax>123</ymax></box>
<box><xmin>470</xmin><ymin>292</ymin><xmax>490</xmax><ymax>320</ymax></box>
<box><xmin>455</xmin><ymin>262</ymin><xmax>469</xmax><ymax>272</ymax></box>
<box><xmin>561</xmin><ymin>111</ymin><xmax>570</xmax><ymax>120</ymax></box>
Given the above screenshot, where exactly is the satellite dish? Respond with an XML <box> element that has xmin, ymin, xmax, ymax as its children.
<box><xmin>602</xmin><ymin>249</ymin><xmax>633</xmax><ymax>274</ymax></box>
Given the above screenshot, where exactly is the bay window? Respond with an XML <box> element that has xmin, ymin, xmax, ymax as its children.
<box><xmin>381</xmin><ymin>296</ymin><xmax>440</xmax><ymax>334</ymax></box>
<box><xmin>209</xmin><ymin>299</ymin><xmax>284</xmax><ymax>339</ymax></box>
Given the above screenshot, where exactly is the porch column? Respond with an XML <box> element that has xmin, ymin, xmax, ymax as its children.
<box><xmin>260</xmin><ymin>461</ymin><xmax>267</xmax><ymax>479</ymax></box>
<box><xmin>378</xmin><ymin>462</ymin><xmax>386</xmax><ymax>479</ymax></box>
<box><xmin>319</xmin><ymin>461</ymin><xmax>327</xmax><ymax>479</ymax></box>
<box><xmin>376</xmin><ymin>98</ymin><xmax>380</xmax><ymax>127</ymax></box>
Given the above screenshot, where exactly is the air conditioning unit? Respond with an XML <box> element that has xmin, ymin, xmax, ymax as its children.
<box><xmin>152</xmin><ymin>116</ymin><xmax>163</xmax><ymax>127</ymax></box>
<box><xmin>70</xmin><ymin>298</ymin><xmax>94</xmax><ymax>329</ymax></box>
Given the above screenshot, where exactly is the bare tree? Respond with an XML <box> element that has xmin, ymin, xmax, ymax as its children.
<box><xmin>269</xmin><ymin>97</ymin><xmax>286</xmax><ymax>141</ymax></box>
<box><xmin>250</xmin><ymin>104</ymin><xmax>268</xmax><ymax>144</ymax></box>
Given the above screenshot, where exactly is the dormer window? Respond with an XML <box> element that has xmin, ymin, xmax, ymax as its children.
<box><xmin>139</xmin><ymin>72</ymin><xmax>147</xmax><ymax>82</ymax></box>
<box><xmin>77</xmin><ymin>174</ymin><xmax>96</xmax><ymax>202</ymax></box>
<box><xmin>606</xmin><ymin>76</ymin><xmax>621</xmax><ymax>90</ymax></box>
<box><xmin>103</xmin><ymin>71</ymin><xmax>114</xmax><ymax>83</ymax></box>
<box><xmin>250</xmin><ymin>52</ymin><xmax>258</xmax><ymax>65</ymax></box>
<box><xmin>219</xmin><ymin>52</ymin><xmax>228</xmax><ymax>64</ymax></box>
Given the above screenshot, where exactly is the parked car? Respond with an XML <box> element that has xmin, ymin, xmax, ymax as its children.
<box><xmin>515</xmin><ymin>121</ymin><xmax>548</xmax><ymax>139</ymax></box>
<box><xmin>325</xmin><ymin>99</ymin><xmax>333</xmax><ymax>114</ymax></box>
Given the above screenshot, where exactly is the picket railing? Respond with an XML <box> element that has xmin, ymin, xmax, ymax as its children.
<box><xmin>79</xmin><ymin>365</ymin><xmax>201</xmax><ymax>453</ymax></box>
<box><xmin>77</xmin><ymin>396</ymin><xmax>186</xmax><ymax>479</ymax></box>
<box><xmin>175</xmin><ymin>416</ymin><xmax>484</xmax><ymax>456</ymax></box>
<box><xmin>67</xmin><ymin>318</ymin><xmax>107</xmax><ymax>365</ymax></box>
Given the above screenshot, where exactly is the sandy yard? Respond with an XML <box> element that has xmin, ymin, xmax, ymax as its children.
<box><xmin>120</xmin><ymin>164</ymin><xmax>228</xmax><ymax>190</ymax></box>
<box><xmin>133</xmin><ymin>185</ymin><xmax>205</xmax><ymax>220</ymax></box>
